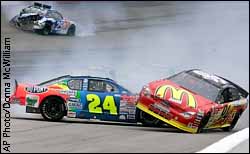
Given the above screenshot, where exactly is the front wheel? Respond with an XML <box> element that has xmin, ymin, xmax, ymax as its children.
<box><xmin>41</xmin><ymin>23</ymin><xmax>51</xmax><ymax>35</ymax></box>
<box><xmin>40</xmin><ymin>97</ymin><xmax>65</xmax><ymax>121</ymax></box>
<box><xmin>138</xmin><ymin>109</ymin><xmax>161</xmax><ymax>127</ymax></box>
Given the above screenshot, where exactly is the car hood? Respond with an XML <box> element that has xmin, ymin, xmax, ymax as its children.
<box><xmin>147</xmin><ymin>79</ymin><xmax>214</xmax><ymax>109</ymax></box>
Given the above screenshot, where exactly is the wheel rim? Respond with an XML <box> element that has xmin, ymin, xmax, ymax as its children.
<box><xmin>42</xmin><ymin>99</ymin><xmax>63</xmax><ymax>119</ymax></box>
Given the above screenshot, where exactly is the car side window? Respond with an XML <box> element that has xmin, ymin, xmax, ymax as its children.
<box><xmin>218</xmin><ymin>88</ymin><xmax>240</xmax><ymax>104</ymax></box>
<box><xmin>88</xmin><ymin>80</ymin><xmax>106</xmax><ymax>92</ymax></box>
<box><xmin>105</xmin><ymin>82</ymin><xmax>119</xmax><ymax>93</ymax></box>
<box><xmin>88</xmin><ymin>80</ymin><xmax>119</xmax><ymax>93</ymax></box>
<box><xmin>67</xmin><ymin>79</ymin><xmax>83</xmax><ymax>90</ymax></box>
<box><xmin>228</xmin><ymin>88</ymin><xmax>240</xmax><ymax>101</ymax></box>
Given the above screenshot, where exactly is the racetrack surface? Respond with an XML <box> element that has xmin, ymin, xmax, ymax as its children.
<box><xmin>1</xmin><ymin>1</ymin><xmax>249</xmax><ymax>153</ymax></box>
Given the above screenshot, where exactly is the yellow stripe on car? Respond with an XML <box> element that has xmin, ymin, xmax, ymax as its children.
<box><xmin>53</xmin><ymin>84</ymin><xmax>69</xmax><ymax>90</ymax></box>
<box><xmin>136</xmin><ymin>102</ymin><xmax>198</xmax><ymax>133</ymax></box>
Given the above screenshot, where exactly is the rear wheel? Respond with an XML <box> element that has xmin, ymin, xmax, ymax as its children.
<box><xmin>138</xmin><ymin>109</ymin><xmax>161</xmax><ymax>127</ymax></box>
<box><xmin>67</xmin><ymin>24</ymin><xmax>76</xmax><ymax>36</ymax></box>
<box><xmin>222</xmin><ymin>111</ymin><xmax>241</xmax><ymax>132</ymax></box>
<box><xmin>40</xmin><ymin>97</ymin><xmax>65</xmax><ymax>121</ymax></box>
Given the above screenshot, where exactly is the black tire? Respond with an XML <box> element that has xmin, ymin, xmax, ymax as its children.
<box><xmin>138</xmin><ymin>109</ymin><xmax>160</xmax><ymax>127</ymax></box>
<box><xmin>67</xmin><ymin>24</ymin><xmax>76</xmax><ymax>36</ymax></box>
<box><xmin>42</xmin><ymin>23</ymin><xmax>51</xmax><ymax>35</ymax></box>
<box><xmin>40</xmin><ymin>97</ymin><xmax>65</xmax><ymax>121</ymax></box>
<box><xmin>197</xmin><ymin>112</ymin><xmax>211</xmax><ymax>133</ymax></box>
<box><xmin>222</xmin><ymin>111</ymin><xmax>241</xmax><ymax>132</ymax></box>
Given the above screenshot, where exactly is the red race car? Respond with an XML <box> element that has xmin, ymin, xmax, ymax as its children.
<box><xmin>136</xmin><ymin>69</ymin><xmax>248</xmax><ymax>133</ymax></box>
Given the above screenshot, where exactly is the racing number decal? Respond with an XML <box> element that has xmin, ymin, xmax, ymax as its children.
<box><xmin>103</xmin><ymin>96</ymin><xmax>117</xmax><ymax>115</ymax></box>
<box><xmin>155</xmin><ymin>85</ymin><xmax>197</xmax><ymax>108</ymax></box>
<box><xmin>87</xmin><ymin>94</ymin><xmax>102</xmax><ymax>114</ymax></box>
<box><xmin>221</xmin><ymin>104</ymin><xmax>233</xmax><ymax>118</ymax></box>
<box><xmin>87</xmin><ymin>94</ymin><xmax>118</xmax><ymax>115</ymax></box>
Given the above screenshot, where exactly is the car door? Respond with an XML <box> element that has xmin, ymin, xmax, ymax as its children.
<box><xmin>208</xmin><ymin>87</ymin><xmax>240</xmax><ymax>127</ymax></box>
<box><xmin>80</xmin><ymin>79</ymin><xmax>121</xmax><ymax>121</ymax></box>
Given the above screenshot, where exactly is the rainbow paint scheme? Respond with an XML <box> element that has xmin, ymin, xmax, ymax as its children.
<box><xmin>11</xmin><ymin>75</ymin><xmax>138</xmax><ymax>123</ymax></box>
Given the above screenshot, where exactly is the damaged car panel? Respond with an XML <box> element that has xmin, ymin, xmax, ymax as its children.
<box><xmin>136</xmin><ymin>69</ymin><xmax>248</xmax><ymax>133</ymax></box>
<box><xmin>9</xmin><ymin>2</ymin><xmax>76</xmax><ymax>36</ymax></box>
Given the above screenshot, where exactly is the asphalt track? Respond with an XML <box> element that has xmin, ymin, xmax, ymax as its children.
<box><xmin>1</xmin><ymin>1</ymin><xmax>249</xmax><ymax>153</ymax></box>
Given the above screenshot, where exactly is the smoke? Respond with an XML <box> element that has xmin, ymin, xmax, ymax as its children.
<box><xmin>1</xmin><ymin>2</ymin><xmax>249</xmax><ymax>122</ymax></box>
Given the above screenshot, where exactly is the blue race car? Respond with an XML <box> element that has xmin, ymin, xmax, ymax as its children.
<box><xmin>11</xmin><ymin>75</ymin><xmax>139</xmax><ymax>123</ymax></box>
<box><xmin>9</xmin><ymin>2</ymin><xmax>76</xmax><ymax>36</ymax></box>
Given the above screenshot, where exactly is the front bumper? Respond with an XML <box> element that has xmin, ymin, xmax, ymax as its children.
<box><xmin>136</xmin><ymin>101</ymin><xmax>198</xmax><ymax>133</ymax></box>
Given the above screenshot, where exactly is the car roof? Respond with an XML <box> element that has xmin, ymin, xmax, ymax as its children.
<box><xmin>186</xmin><ymin>69</ymin><xmax>229</xmax><ymax>86</ymax></box>
<box><xmin>60</xmin><ymin>75</ymin><xmax>115</xmax><ymax>82</ymax></box>
<box><xmin>185</xmin><ymin>69</ymin><xmax>248</xmax><ymax>97</ymax></box>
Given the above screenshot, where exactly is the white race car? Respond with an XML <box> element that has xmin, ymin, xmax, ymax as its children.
<box><xmin>10</xmin><ymin>2</ymin><xmax>76</xmax><ymax>36</ymax></box>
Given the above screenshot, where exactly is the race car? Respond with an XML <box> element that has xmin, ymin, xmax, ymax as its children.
<box><xmin>136</xmin><ymin>69</ymin><xmax>248</xmax><ymax>133</ymax></box>
<box><xmin>9</xmin><ymin>2</ymin><xmax>76</xmax><ymax>36</ymax></box>
<box><xmin>11</xmin><ymin>75</ymin><xmax>138</xmax><ymax>123</ymax></box>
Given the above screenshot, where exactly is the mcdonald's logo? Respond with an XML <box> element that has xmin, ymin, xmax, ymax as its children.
<box><xmin>155</xmin><ymin>85</ymin><xmax>197</xmax><ymax>108</ymax></box>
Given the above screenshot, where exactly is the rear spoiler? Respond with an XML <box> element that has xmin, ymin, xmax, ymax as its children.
<box><xmin>34</xmin><ymin>2</ymin><xmax>51</xmax><ymax>9</ymax></box>
<box><xmin>218</xmin><ymin>76</ymin><xmax>249</xmax><ymax>98</ymax></box>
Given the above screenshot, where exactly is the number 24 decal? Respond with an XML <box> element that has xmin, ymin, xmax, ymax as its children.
<box><xmin>86</xmin><ymin>94</ymin><xmax>118</xmax><ymax>115</ymax></box>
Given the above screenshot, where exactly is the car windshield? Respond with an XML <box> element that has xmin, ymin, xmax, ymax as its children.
<box><xmin>168</xmin><ymin>71</ymin><xmax>222</xmax><ymax>101</ymax></box>
<box><xmin>38</xmin><ymin>75</ymin><xmax>70</xmax><ymax>86</ymax></box>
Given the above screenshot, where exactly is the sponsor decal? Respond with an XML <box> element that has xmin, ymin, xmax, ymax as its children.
<box><xmin>188</xmin><ymin>122</ymin><xmax>198</xmax><ymax>128</ymax></box>
<box><xmin>149</xmin><ymin>103</ymin><xmax>173</xmax><ymax>120</ymax></box>
<box><xmin>121</xmin><ymin>95</ymin><xmax>136</xmax><ymax>104</ymax></box>
<box><xmin>67</xmin><ymin>111</ymin><xmax>76</xmax><ymax>118</ymax></box>
<box><xmin>119</xmin><ymin>108</ymin><xmax>129</xmax><ymax>113</ymax></box>
<box><xmin>150</xmin><ymin>103</ymin><xmax>169</xmax><ymax>113</ymax></box>
<box><xmin>59</xmin><ymin>90</ymin><xmax>77</xmax><ymax>96</ymax></box>
<box><xmin>119</xmin><ymin>111</ymin><xmax>129</xmax><ymax>115</ymax></box>
<box><xmin>127</xmin><ymin>115</ymin><xmax>135</xmax><ymax>119</ymax></box>
<box><xmin>119</xmin><ymin>115</ymin><xmax>126</xmax><ymax>120</ymax></box>
<box><xmin>68</xmin><ymin>97</ymin><xmax>80</xmax><ymax>102</ymax></box>
<box><xmin>128</xmin><ymin>109</ymin><xmax>136</xmax><ymax>115</ymax></box>
<box><xmin>155</xmin><ymin>85</ymin><xmax>197</xmax><ymax>108</ymax></box>
<box><xmin>193</xmin><ymin>110</ymin><xmax>204</xmax><ymax>127</ymax></box>
<box><xmin>119</xmin><ymin>95</ymin><xmax>137</xmax><ymax>117</ymax></box>
<box><xmin>67</xmin><ymin>101</ymin><xmax>82</xmax><ymax>110</ymax></box>
<box><xmin>26</xmin><ymin>95</ymin><xmax>39</xmax><ymax>107</ymax></box>
<box><xmin>26</xmin><ymin>86</ymin><xmax>47</xmax><ymax>93</ymax></box>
